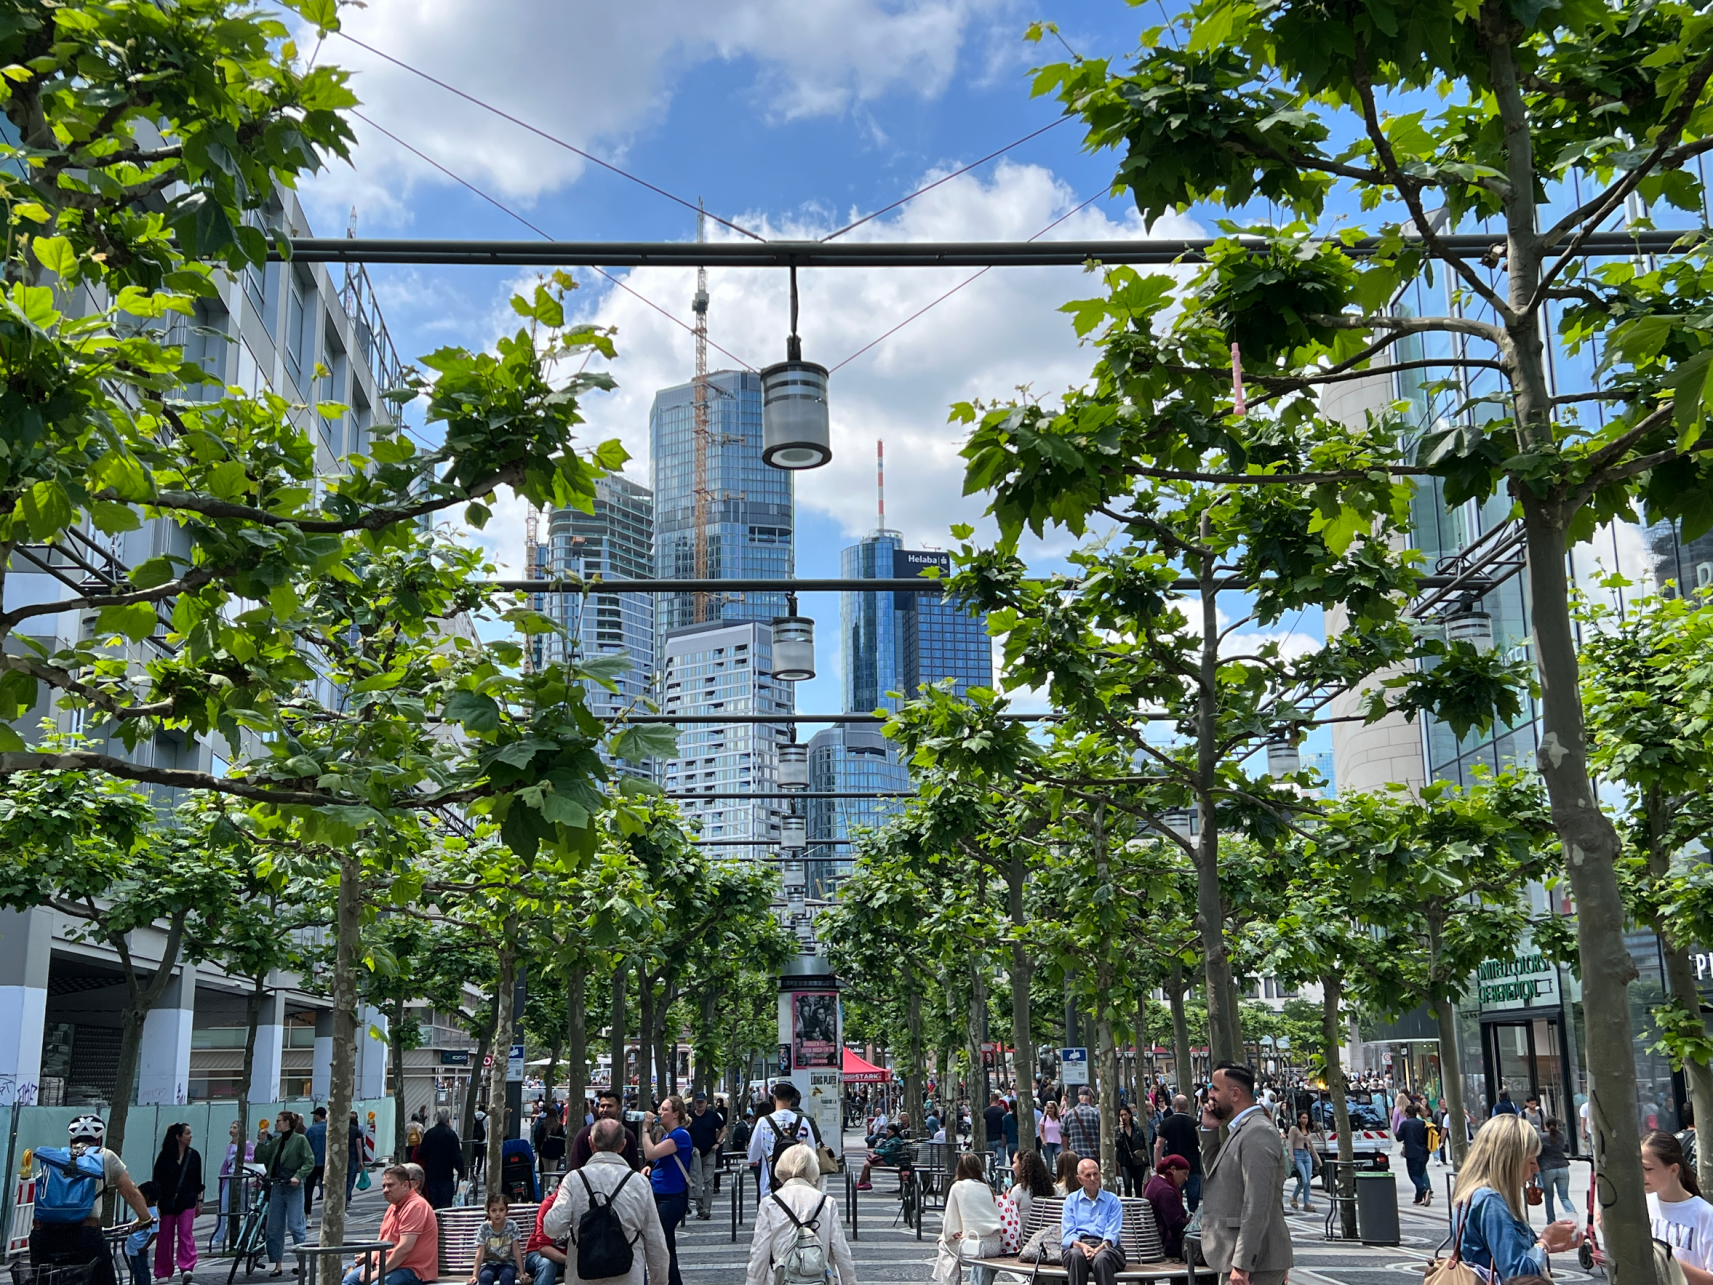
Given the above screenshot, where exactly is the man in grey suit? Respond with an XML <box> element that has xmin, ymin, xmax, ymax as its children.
<box><xmin>1198</xmin><ymin>1063</ymin><xmax>1293</xmax><ymax>1285</ymax></box>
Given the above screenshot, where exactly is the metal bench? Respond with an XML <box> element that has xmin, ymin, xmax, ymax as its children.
<box><xmin>972</xmin><ymin>1195</ymin><xmax>1198</xmax><ymax>1283</ymax></box>
<box><xmin>435</xmin><ymin>1203</ymin><xmax>539</xmax><ymax>1281</ymax></box>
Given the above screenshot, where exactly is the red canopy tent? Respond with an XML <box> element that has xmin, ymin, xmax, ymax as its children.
<box><xmin>842</xmin><ymin>1048</ymin><xmax>893</xmax><ymax>1083</ymax></box>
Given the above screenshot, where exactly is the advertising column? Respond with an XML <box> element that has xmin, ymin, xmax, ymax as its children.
<box><xmin>778</xmin><ymin>954</ymin><xmax>843</xmax><ymax>1161</ymax></box>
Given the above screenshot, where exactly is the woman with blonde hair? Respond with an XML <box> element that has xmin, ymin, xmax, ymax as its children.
<box><xmin>1451</xmin><ymin>1115</ymin><xmax>1580</xmax><ymax>1278</ymax></box>
<box><xmin>745</xmin><ymin>1143</ymin><xmax>858</xmax><ymax>1285</ymax></box>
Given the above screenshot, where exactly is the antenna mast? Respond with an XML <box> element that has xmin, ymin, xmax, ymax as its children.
<box><xmin>691</xmin><ymin>203</ymin><xmax>711</xmax><ymax>623</ymax></box>
<box><xmin>877</xmin><ymin>440</ymin><xmax>885</xmax><ymax>530</ymax></box>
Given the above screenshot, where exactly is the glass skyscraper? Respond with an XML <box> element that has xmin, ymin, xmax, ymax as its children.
<box><xmin>650</xmin><ymin>370</ymin><xmax>793</xmax><ymax>638</ymax></box>
<box><xmin>530</xmin><ymin>474</ymin><xmax>655</xmax><ymax>728</ymax></box>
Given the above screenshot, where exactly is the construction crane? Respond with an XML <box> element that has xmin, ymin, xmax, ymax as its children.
<box><xmin>691</xmin><ymin>204</ymin><xmax>712</xmax><ymax>623</ymax></box>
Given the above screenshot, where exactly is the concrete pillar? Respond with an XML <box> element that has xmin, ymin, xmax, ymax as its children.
<box><xmin>355</xmin><ymin>1004</ymin><xmax>388</xmax><ymax>1100</ymax></box>
<box><xmin>0</xmin><ymin>907</ymin><xmax>52</xmax><ymax>1105</ymax></box>
<box><xmin>247</xmin><ymin>990</ymin><xmax>286</xmax><ymax>1105</ymax></box>
<box><xmin>312</xmin><ymin>1010</ymin><xmax>333</xmax><ymax>1101</ymax></box>
<box><xmin>137</xmin><ymin>963</ymin><xmax>196</xmax><ymax>1105</ymax></box>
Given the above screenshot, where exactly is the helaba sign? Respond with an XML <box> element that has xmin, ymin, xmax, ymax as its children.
<box><xmin>1477</xmin><ymin>953</ymin><xmax>1557</xmax><ymax>1008</ymax></box>
<box><xmin>894</xmin><ymin>549</ymin><xmax>950</xmax><ymax>579</ymax></box>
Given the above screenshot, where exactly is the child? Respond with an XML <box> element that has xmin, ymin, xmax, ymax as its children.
<box><xmin>470</xmin><ymin>1194</ymin><xmax>529</xmax><ymax>1285</ymax></box>
<box><xmin>127</xmin><ymin>1182</ymin><xmax>160</xmax><ymax>1285</ymax></box>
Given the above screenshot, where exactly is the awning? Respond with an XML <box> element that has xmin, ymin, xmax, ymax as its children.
<box><xmin>842</xmin><ymin>1048</ymin><xmax>893</xmax><ymax>1083</ymax></box>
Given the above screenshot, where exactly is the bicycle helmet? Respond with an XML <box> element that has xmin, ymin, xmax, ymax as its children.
<box><xmin>68</xmin><ymin>1113</ymin><xmax>106</xmax><ymax>1144</ymax></box>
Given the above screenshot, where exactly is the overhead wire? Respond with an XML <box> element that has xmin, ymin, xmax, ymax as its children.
<box><xmin>829</xmin><ymin>190</ymin><xmax>1107</xmax><ymax>372</ymax></box>
<box><xmin>352</xmin><ymin>110</ymin><xmax>756</xmax><ymax>372</ymax></box>
<box><xmin>335</xmin><ymin>31</ymin><xmax>766</xmax><ymax>242</ymax></box>
<box><xmin>820</xmin><ymin>116</ymin><xmax>1073</xmax><ymax>242</ymax></box>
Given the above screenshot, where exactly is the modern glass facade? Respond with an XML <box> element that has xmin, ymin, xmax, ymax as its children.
<box><xmin>804</xmin><ymin>722</ymin><xmax>911</xmax><ymax>897</ymax></box>
<box><xmin>530</xmin><ymin>475</ymin><xmax>656</xmax><ymax>739</ymax></box>
<box><xmin>649</xmin><ymin>370</ymin><xmax>793</xmax><ymax>638</ymax></box>
<box><xmin>841</xmin><ymin>540</ymin><xmax>992</xmax><ymax>713</ymax></box>
<box><xmin>658</xmin><ymin>620</ymin><xmax>790</xmax><ymax>863</ymax></box>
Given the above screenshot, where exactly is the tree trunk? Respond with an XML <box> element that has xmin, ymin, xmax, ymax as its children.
<box><xmin>1193</xmin><ymin>528</ymin><xmax>1243</xmax><ymax>1065</ymax></box>
<box><xmin>968</xmin><ymin>951</ymin><xmax>988</xmax><ymax>1156</ymax></box>
<box><xmin>104</xmin><ymin>909</ymin><xmax>191</xmax><ymax>1162</ymax></box>
<box><xmin>1168</xmin><ymin>963</ymin><xmax>1193</xmax><ymax>1099</ymax></box>
<box><xmin>1133</xmin><ymin>994</ymin><xmax>1149</xmax><ymax>1115</ymax></box>
<box><xmin>391</xmin><ymin>995</ymin><xmax>410</xmax><ymax>1163</ymax></box>
<box><xmin>904</xmin><ymin>980</ymin><xmax>926</xmax><ymax>1141</ymax></box>
<box><xmin>610</xmin><ymin>960</ymin><xmax>627</xmax><ymax>1093</ymax></box>
<box><xmin>1007</xmin><ymin>852</ymin><xmax>1037</xmax><ymax>1154</ymax></box>
<box><xmin>461</xmin><ymin>1015</ymin><xmax>494</xmax><ymax>1175</ymax></box>
<box><xmin>236</xmin><ymin>975</ymin><xmax>265</xmax><ymax>1178</ymax></box>
<box><xmin>1097</xmin><ymin>999</ymin><xmax>1118</xmax><ymax>1183</ymax></box>
<box><xmin>486</xmin><ymin>922</ymin><xmax>520</xmax><ymax>1182</ymax></box>
<box><xmin>566</xmin><ymin>962</ymin><xmax>588</xmax><ymax>1116</ymax></box>
<box><xmin>1321</xmin><ymin>974</ymin><xmax>1356</xmax><ymax>1237</ymax></box>
<box><xmin>545</xmin><ymin>1040</ymin><xmax>562</xmax><ymax>1113</ymax></box>
<box><xmin>1432</xmin><ymin>992</ymin><xmax>1469</xmax><ymax>1171</ymax></box>
<box><xmin>318</xmin><ymin>850</ymin><xmax>362</xmax><ymax>1284</ymax></box>
<box><xmin>638</xmin><ymin>964</ymin><xmax>655</xmax><ymax>1105</ymax></box>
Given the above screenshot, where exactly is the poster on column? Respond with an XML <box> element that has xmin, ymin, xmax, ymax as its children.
<box><xmin>791</xmin><ymin>991</ymin><xmax>839</xmax><ymax>1069</ymax></box>
<box><xmin>808</xmin><ymin>1070</ymin><xmax>843</xmax><ymax>1159</ymax></box>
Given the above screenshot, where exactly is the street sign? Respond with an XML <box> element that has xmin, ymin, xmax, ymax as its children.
<box><xmin>1059</xmin><ymin>1047</ymin><xmax>1089</xmax><ymax>1086</ymax></box>
<box><xmin>482</xmin><ymin>1053</ymin><xmax>494</xmax><ymax>1068</ymax></box>
<box><xmin>507</xmin><ymin>1039</ymin><xmax>525</xmax><ymax>1083</ymax></box>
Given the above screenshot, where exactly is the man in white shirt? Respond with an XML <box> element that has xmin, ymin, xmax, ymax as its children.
<box><xmin>745</xmin><ymin>1083</ymin><xmax>817</xmax><ymax>1198</ymax></box>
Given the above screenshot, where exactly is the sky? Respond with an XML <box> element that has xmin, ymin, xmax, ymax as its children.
<box><xmin>292</xmin><ymin>0</ymin><xmax>1325</xmax><ymax>731</ymax></box>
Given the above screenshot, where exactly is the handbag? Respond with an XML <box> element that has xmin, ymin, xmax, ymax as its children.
<box><xmin>816</xmin><ymin>1141</ymin><xmax>840</xmax><ymax>1175</ymax></box>
<box><xmin>1524</xmin><ymin>1181</ymin><xmax>1543</xmax><ymax>1207</ymax></box>
<box><xmin>998</xmin><ymin>1192</ymin><xmax>1022</xmax><ymax>1254</ymax></box>
<box><xmin>1423</xmin><ymin>1204</ymin><xmax>1484</xmax><ymax>1285</ymax></box>
<box><xmin>1017</xmin><ymin>1224</ymin><xmax>1061</xmax><ymax>1265</ymax></box>
<box><xmin>355</xmin><ymin>1167</ymin><xmax>371</xmax><ymax>1191</ymax></box>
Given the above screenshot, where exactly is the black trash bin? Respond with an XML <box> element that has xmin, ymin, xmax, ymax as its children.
<box><xmin>1354</xmin><ymin>1170</ymin><xmax>1400</xmax><ymax>1245</ymax></box>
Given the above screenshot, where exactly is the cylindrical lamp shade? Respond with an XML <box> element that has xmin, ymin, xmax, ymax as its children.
<box><xmin>1446</xmin><ymin>608</ymin><xmax>1494</xmax><ymax>649</ymax></box>
<box><xmin>760</xmin><ymin>360</ymin><xmax>832</xmax><ymax>469</ymax></box>
<box><xmin>772</xmin><ymin>616</ymin><xmax>816</xmax><ymax>681</ymax></box>
<box><xmin>1265</xmin><ymin>740</ymin><xmax>1300</xmax><ymax>777</ymax></box>
<box><xmin>1161</xmin><ymin>809</ymin><xmax>1195</xmax><ymax>841</ymax></box>
<box><xmin>778</xmin><ymin>743</ymin><xmax>809</xmax><ymax>790</ymax></box>
<box><xmin>781</xmin><ymin>815</ymin><xmax>807</xmax><ymax>849</ymax></box>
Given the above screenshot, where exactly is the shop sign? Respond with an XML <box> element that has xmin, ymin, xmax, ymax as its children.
<box><xmin>1477</xmin><ymin>952</ymin><xmax>1558</xmax><ymax>1009</ymax></box>
<box><xmin>440</xmin><ymin>1050</ymin><xmax>471</xmax><ymax>1066</ymax></box>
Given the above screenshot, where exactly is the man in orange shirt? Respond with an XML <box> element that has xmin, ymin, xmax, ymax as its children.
<box><xmin>343</xmin><ymin>1166</ymin><xmax>439</xmax><ymax>1285</ymax></box>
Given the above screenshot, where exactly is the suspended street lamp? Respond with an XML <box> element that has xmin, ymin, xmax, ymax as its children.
<box><xmin>1265</xmin><ymin>739</ymin><xmax>1301</xmax><ymax>778</ymax></box>
<box><xmin>781</xmin><ymin>814</ymin><xmax>807</xmax><ymax>850</ymax></box>
<box><xmin>761</xmin><ymin>266</ymin><xmax>832</xmax><ymax>469</ymax></box>
<box><xmin>771</xmin><ymin>594</ymin><xmax>816</xmax><ymax>681</ymax></box>
<box><xmin>778</xmin><ymin>740</ymin><xmax>809</xmax><ymax>790</ymax></box>
<box><xmin>1444</xmin><ymin>595</ymin><xmax>1495</xmax><ymax>649</ymax></box>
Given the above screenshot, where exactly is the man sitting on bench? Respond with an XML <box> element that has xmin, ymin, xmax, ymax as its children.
<box><xmin>1061</xmin><ymin>1157</ymin><xmax>1125</xmax><ymax>1285</ymax></box>
<box><xmin>855</xmin><ymin>1124</ymin><xmax>911</xmax><ymax>1192</ymax></box>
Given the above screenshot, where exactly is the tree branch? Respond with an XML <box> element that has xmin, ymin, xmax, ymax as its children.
<box><xmin>0</xmin><ymin>750</ymin><xmax>333</xmax><ymax>807</ymax></box>
<box><xmin>1566</xmin><ymin>403</ymin><xmax>1676</xmax><ymax>510</ymax></box>
<box><xmin>0</xmin><ymin>565</ymin><xmax>217</xmax><ymax>634</ymax></box>
<box><xmin>1307</xmin><ymin>311</ymin><xmax>1508</xmax><ymax>345</ymax></box>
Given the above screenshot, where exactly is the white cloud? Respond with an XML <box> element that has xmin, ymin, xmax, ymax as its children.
<box><xmin>302</xmin><ymin>0</ymin><xmax>1017</xmax><ymax>220</ymax></box>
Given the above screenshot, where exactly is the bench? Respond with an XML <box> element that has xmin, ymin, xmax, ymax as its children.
<box><xmin>972</xmin><ymin>1195</ymin><xmax>1196</xmax><ymax>1283</ymax></box>
<box><xmin>436</xmin><ymin>1202</ymin><xmax>540</xmax><ymax>1280</ymax></box>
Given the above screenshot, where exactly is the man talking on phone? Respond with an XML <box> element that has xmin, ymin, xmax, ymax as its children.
<box><xmin>1198</xmin><ymin>1062</ymin><xmax>1293</xmax><ymax>1285</ymax></box>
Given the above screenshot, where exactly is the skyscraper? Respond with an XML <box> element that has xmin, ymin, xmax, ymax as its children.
<box><xmin>650</xmin><ymin>370</ymin><xmax>793</xmax><ymax>637</ymax></box>
<box><xmin>809</xmin><ymin>534</ymin><xmax>992</xmax><ymax>891</ymax></box>
<box><xmin>531</xmin><ymin>474</ymin><xmax>655</xmax><ymax>723</ymax></box>
<box><xmin>658</xmin><ymin>620</ymin><xmax>790</xmax><ymax>861</ymax></box>
<box><xmin>650</xmin><ymin>368</ymin><xmax>796</xmax><ymax>858</ymax></box>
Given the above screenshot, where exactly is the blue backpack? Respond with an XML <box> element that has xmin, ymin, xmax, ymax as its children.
<box><xmin>33</xmin><ymin>1147</ymin><xmax>107</xmax><ymax>1223</ymax></box>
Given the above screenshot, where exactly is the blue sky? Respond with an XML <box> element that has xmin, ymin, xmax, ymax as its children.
<box><xmin>295</xmin><ymin>0</ymin><xmax>1327</xmax><ymax>729</ymax></box>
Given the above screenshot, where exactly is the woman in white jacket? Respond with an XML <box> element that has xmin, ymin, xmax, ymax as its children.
<box><xmin>935</xmin><ymin>1153</ymin><xmax>1004</xmax><ymax>1285</ymax></box>
<box><xmin>745</xmin><ymin>1144</ymin><xmax>858</xmax><ymax>1285</ymax></box>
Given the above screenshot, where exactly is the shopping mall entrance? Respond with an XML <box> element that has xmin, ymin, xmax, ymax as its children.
<box><xmin>1481</xmin><ymin>1015</ymin><xmax>1570</xmax><ymax>1124</ymax></box>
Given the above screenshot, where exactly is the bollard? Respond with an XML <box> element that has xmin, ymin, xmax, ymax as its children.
<box><xmin>731</xmin><ymin>1166</ymin><xmax>740</xmax><ymax>1243</ymax></box>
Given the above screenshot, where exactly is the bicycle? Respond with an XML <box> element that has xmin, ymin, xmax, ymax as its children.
<box><xmin>226</xmin><ymin>1167</ymin><xmax>287</xmax><ymax>1285</ymax></box>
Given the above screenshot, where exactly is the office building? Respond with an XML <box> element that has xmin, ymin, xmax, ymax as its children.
<box><xmin>842</xmin><ymin>539</ymin><xmax>992</xmax><ymax>713</ymax></box>
<box><xmin>530</xmin><ymin>475</ymin><xmax>656</xmax><ymax>728</ymax></box>
<box><xmin>649</xmin><ymin>370</ymin><xmax>793</xmax><ymax>637</ymax></box>
<box><xmin>658</xmin><ymin>620</ymin><xmax>792</xmax><ymax>862</ymax></box>
<box><xmin>804</xmin><ymin>722</ymin><xmax>911</xmax><ymax>898</ymax></box>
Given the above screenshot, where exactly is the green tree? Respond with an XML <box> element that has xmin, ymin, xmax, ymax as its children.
<box><xmin>1013</xmin><ymin>0</ymin><xmax>1713</xmax><ymax>1261</ymax></box>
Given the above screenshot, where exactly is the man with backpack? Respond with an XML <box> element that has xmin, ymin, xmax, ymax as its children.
<box><xmin>30</xmin><ymin>1115</ymin><xmax>156</xmax><ymax>1285</ymax></box>
<box><xmin>542</xmin><ymin>1119</ymin><xmax>667</xmax><ymax>1285</ymax></box>
<box><xmin>746</xmin><ymin>1083</ymin><xmax>818</xmax><ymax>1199</ymax></box>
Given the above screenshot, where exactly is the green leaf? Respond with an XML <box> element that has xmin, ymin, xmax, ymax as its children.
<box><xmin>95</xmin><ymin>602</ymin><xmax>158</xmax><ymax>643</ymax></box>
<box><xmin>611</xmin><ymin>723</ymin><xmax>679</xmax><ymax>763</ymax></box>
<box><xmin>444</xmin><ymin>690</ymin><xmax>501</xmax><ymax>735</ymax></box>
<box><xmin>87</xmin><ymin>500</ymin><xmax>140</xmax><ymax>535</ymax></box>
<box><xmin>19</xmin><ymin>480</ymin><xmax>72</xmax><ymax>541</ymax></box>
<box><xmin>208</xmin><ymin>460</ymin><xmax>251</xmax><ymax>501</ymax></box>
<box><xmin>129</xmin><ymin>557</ymin><xmax>176</xmax><ymax>590</ymax></box>
<box><xmin>0</xmin><ymin>724</ymin><xmax>25</xmax><ymax>752</ymax></box>
<box><xmin>31</xmin><ymin>236</ymin><xmax>76</xmax><ymax>279</ymax></box>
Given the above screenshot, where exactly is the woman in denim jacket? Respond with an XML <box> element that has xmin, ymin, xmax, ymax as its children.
<box><xmin>1452</xmin><ymin>1115</ymin><xmax>1582</xmax><ymax>1279</ymax></box>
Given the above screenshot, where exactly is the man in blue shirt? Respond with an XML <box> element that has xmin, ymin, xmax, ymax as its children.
<box><xmin>1060</xmin><ymin>1157</ymin><xmax>1125</xmax><ymax>1285</ymax></box>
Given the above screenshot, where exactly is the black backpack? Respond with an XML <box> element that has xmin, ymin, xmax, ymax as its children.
<box><xmin>573</xmin><ymin>1168</ymin><xmax>639</xmax><ymax>1280</ymax></box>
<box><xmin>769</xmin><ymin>1111</ymin><xmax>807</xmax><ymax>1186</ymax></box>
